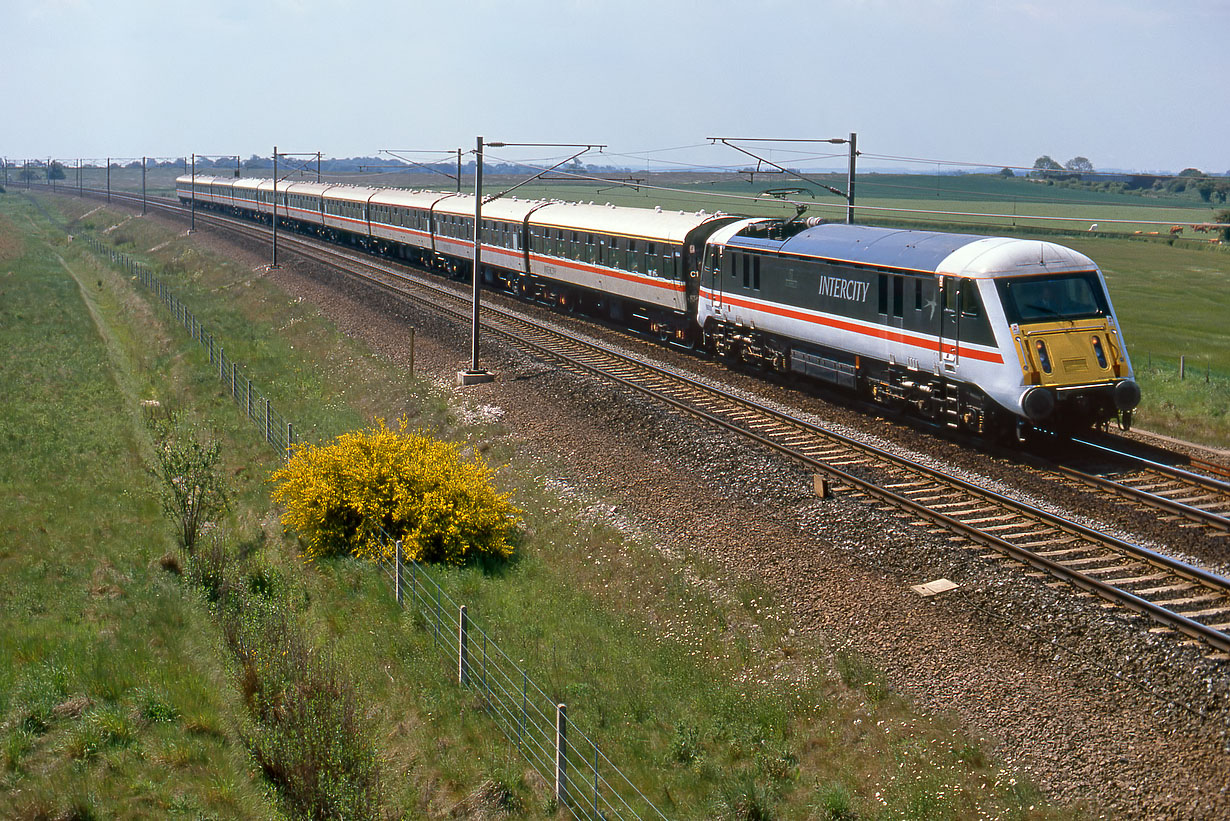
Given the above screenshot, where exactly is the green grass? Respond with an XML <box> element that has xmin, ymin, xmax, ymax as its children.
<box><xmin>1</xmin><ymin>190</ymin><xmax>1078</xmax><ymax>818</ymax></box>
<box><xmin>0</xmin><ymin>201</ymin><xmax>276</xmax><ymax>818</ymax></box>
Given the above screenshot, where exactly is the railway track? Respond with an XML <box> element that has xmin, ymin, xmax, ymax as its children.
<box><xmin>1043</xmin><ymin>436</ymin><xmax>1230</xmax><ymax>536</ymax></box>
<box><xmin>59</xmin><ymin>187</ymin><xmax>1230</xmax><ymax>656</ymax></box>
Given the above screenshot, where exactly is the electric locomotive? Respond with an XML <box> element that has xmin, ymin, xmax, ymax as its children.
<box><xmin>697</xmin><ymin>220</ymin><xmax>1140</xmax><ymax>436</ymax></box>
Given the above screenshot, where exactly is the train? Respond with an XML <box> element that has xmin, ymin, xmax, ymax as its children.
<box><xmin>177</xmin><ymin>173</ymin><xmax>1141</xmax><ymax>438</ymax></box>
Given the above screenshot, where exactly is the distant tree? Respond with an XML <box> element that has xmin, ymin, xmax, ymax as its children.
<box><xmin>1215</xmin><ymin>209</ymin><xmax>1230</xmax><ymax>242</ymax></box>
<box><xmin>1178</xmin><ymin>168</ymin><xmax>1204</xmax><ymax>177</ymax></box>
<box><xmin>48</xmin><ymin>161</ymin><xmax>66</xmax><ymax>181</ymax></box>
<box><xmin>1064</xmin><ymin>156</ymin><xmax>1094</xmax><ymax>174</ymax></box>
<box><xmin>999</xmin><ymin>167</ymin><xmax>1015</xmax><ymax>177</ymax></box>
<box><xmin>1033</xmin><ymin>155</ymin><xmax>1062</xmax><ymax>172</ymax></box>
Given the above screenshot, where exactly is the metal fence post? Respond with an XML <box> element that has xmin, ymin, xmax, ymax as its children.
<box><xmin>519</xmin><ymin>672</ymin><xmax>526</xmax><ymax>752</ymax></box>
<box><xmin>246</xmin><ymin>377</ymin><xmax>252</xmax><ymax>420</ymax></box>
<box><xmin>556</xmin><ymin>703</ymin><xmax>569</xmax><ymax>808</ymax></box>
<box><xmin>219</xmin><ymin>347</ymin><xmax>225</xmax><ymax>381</ymax></box>
<box><xmin>459</xmin><ymin>605</ymin><xmax>470</xmax><ymax>686</ymax></box>
<box><xmin>286</xmin><ymin>422</ymin><xmax>294</xmax><ymax>459</ymax></box>
<box><xmin>394</xmin><ymin>539</ymin><xmax>403</xmax><ymax>606</ymax></box>
<box><xmin>264</xmin><ymin>398</ymin><xmax>271</xmax><ymax>443</ymax></box>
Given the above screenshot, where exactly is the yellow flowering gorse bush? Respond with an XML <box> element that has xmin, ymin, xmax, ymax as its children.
<box><xmin>271</xmin><ymin>418</ymin><xmax>521</xmax><ymax>565</ymax></box>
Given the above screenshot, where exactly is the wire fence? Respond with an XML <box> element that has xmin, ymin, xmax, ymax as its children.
<box><xmin>373</xmin><ymin>536</ymin><xmax>669</xmax><ymax>820</ymax></box>
<box><xmin>82</xmin><ymin>234</ymin><xmax>299</xmax><ymax>458</ymax></box>
<box><xmin>82</xmin><ymin>231</ymin><xmax>669</xmax><ymax>820</ymax></box>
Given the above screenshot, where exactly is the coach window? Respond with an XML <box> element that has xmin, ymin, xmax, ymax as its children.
<box><xmin>914</xmin><ymin>279</ymin><xmax>923</xmax><ymax>311</ymax></box>
<box><xmin>893</xmin><ymin>276</ymin><xmax>904</xmax><ymax>319</ymax></box>
<box><xmin>877</xmin><ymin>274</ymin><xmax>889</xmax><ymax>314</ymax></box>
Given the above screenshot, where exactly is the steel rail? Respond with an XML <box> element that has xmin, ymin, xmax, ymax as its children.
<box><xmin>1042</xmin><ymin>449</ymin><xmax>1230</xmax><ymax>534</ymax></box>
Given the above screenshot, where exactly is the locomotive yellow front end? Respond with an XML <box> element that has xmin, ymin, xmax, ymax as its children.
<box><xmin>999</xmin><ymin>271</ymin><xmax>1140</xmax><ymax>431</ymax></box>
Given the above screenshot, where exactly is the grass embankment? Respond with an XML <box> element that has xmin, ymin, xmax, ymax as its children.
<box><xmin>5</xmin><ymin>190</ymin><xmax>1066</xmax><ymax>819</ymax></box>
<box><xmin>0</xmin><ymin>204</ymin><xmax>276</xmax><ymax>816</ymax></box>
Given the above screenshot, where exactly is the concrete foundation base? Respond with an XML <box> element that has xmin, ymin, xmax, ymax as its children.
<box><xmin>457</xmin><ymin>369</ymin><xmax>496</xmax><ymax>386</ymax></box>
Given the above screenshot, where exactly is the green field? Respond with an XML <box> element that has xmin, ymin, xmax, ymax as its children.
<box><xmin>26</xmin><ymin>164</ymin><xmax>1227</xmax><ymax>237</ymax></box>
<box><xmin>1</xmin><ymin>190</ymin><xmax>1077</xmax><ymax>818</ymax></box>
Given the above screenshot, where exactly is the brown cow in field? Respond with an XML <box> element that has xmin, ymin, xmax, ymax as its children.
<box><xmin>1169</xmin><ymin>225</ymin><xmax>1184</xmax><ymax>235</ymax></box>
<box><xmin>1192</xmin><ymin>224</ymin><xmax>1214</xmax><ymax>233</ymax></box>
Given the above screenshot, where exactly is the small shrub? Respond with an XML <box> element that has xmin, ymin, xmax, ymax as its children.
<box><xmin>2</xmin><ymin>729</ymin><xmax>34</xmax><ymax>772</ymax></box>
<box><xmin>65</xmin><ymin>705</ymin><xmax>136</xmax><ymax>760</ymax></box>
<box><xmin>813</xmin><ymin>781</ymin><xmax>858</xmax><ymax>820</ymax></box>
<box><xmin>714</xmin><ymin>772</ymin><xmax>777</xmax><ymax>821</ymax></box>
<box><xmin>133</xmin><ymin>688</ymin><xmax>179</xmax><ymax>724</ymax></box>
<box><xmin>673</xmin><ymin>721</ymin><xmax>703</xmax><ymax>765</ymax></box>
<box><xmin>148</xmin><ymin>415</ymin><xmax>230</xmax><ymax>553</ymax></box>
<box><xmin>271</xmin><ymin>417</ymin><xmax>521</xmax><ymax>565</ymax></box>
<box><xmin>11</xmin><ymin>661</ymin><xmax>70</xmax><ymax>734</ymax></box>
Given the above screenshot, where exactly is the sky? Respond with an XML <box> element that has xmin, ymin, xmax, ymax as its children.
<box><xmin>3</xmin><ymin>0</ymin><xmax>1228</xmax><ymax>176</ymax></box>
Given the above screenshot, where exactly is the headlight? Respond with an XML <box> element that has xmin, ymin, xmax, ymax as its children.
<box><xmin>1034</xmin><ymin>340</ymin><xmax>1052</xmax><ymax>374</ymax></box>
<box><xmin>1091</xmin><ymin>336</ymin><xmax>1108</xmax><ymax>369</ymax></box>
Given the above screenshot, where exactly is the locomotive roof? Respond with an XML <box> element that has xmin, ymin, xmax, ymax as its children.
<box><xmin>732</xmin><ymin>223</ymin><xmax>1098</xmax><ymax>278</ymax></box>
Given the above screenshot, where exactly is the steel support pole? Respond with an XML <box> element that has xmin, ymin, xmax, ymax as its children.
<box><xmin>190</xmin><ymin>153</ymin><xmax>196</xmax><ymax>232</ymax></box>
<box><xmin>272</xmin><ymin>146</ymin><xmax>278</xmax><ymax>268</ymax></box>
<box><xmin>106</xmin><ymin>158</ymin><xmax>110</xmax><ymax>202</ymax></box>
<box><xmin>141</xmin><ymin>157</ymin><xmax>147</xmax><ymax>215</ymax></box>
<box><xmin>471</xmin><ymin>136</ymin><xmax>482</xmax><ymax>373</ymax></box>
<box><xmin>846</xmin><ymin>132</ymin><xmax>857</xmax><ymax>225</ymax></box>
<box><xmin>458</xmin><ymin>138</ymin><xmax>493</xmax><ymax>384</ymax></box>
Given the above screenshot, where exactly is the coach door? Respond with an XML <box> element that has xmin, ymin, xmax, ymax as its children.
<box><xmin>939</xmin><ymin>276</ymin><xmax>961</xmax><ymax>371</ymax></box>
<box><xmin>706</xmin><ymin>244</ymin><xmax>726</xmax><ymax>309</ymax></box>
